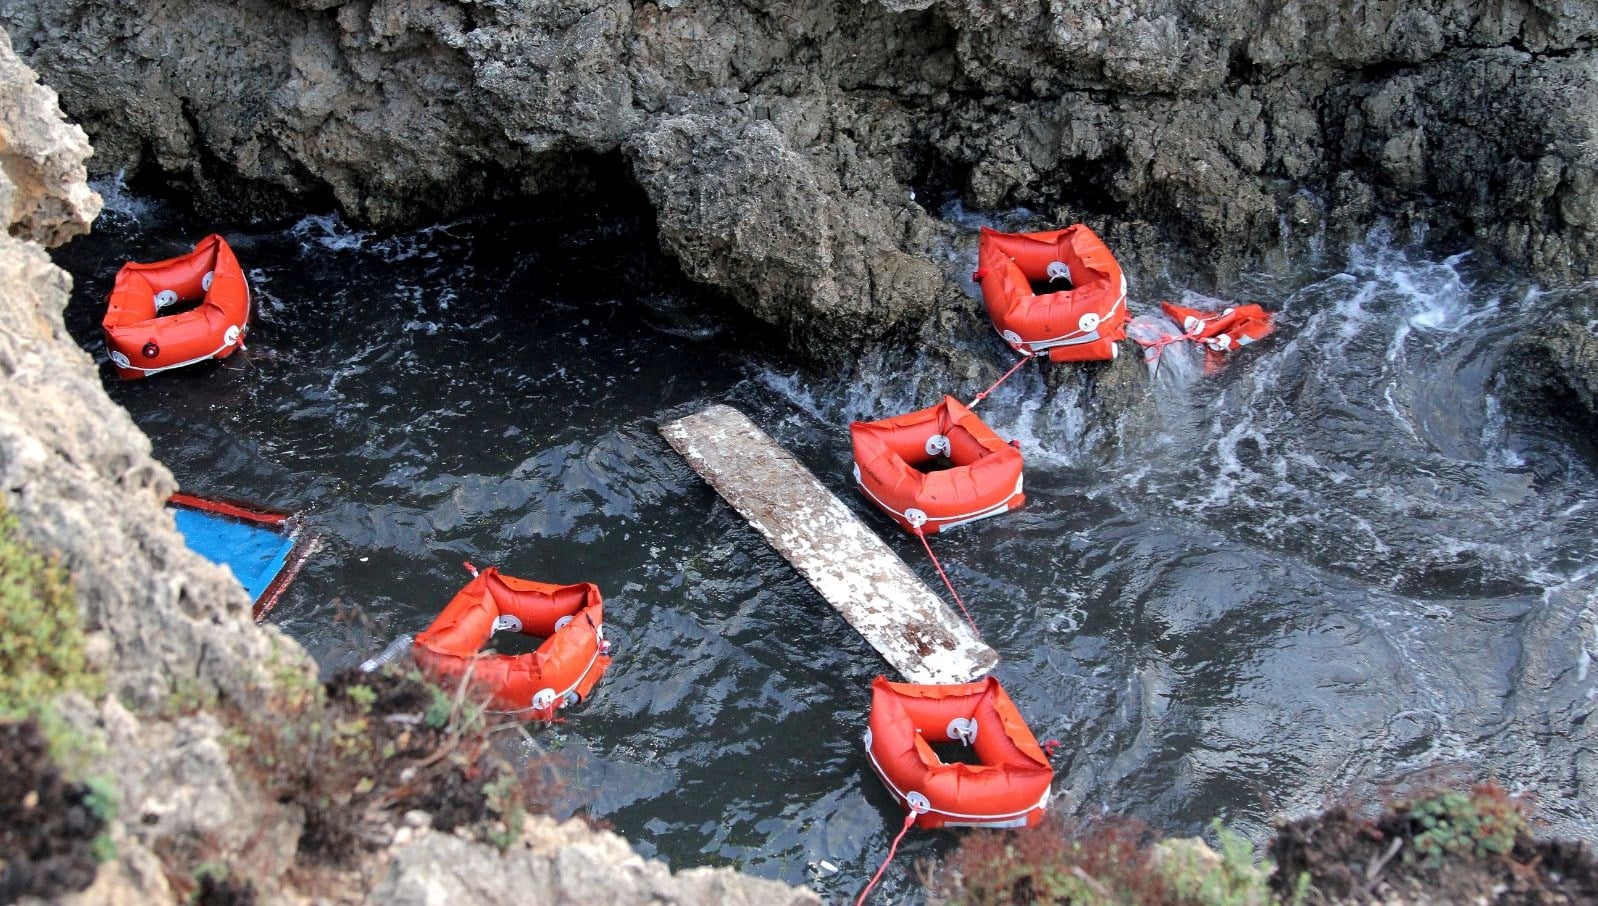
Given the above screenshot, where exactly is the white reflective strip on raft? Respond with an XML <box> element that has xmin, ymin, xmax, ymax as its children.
<box><xmin>863</xmin><ymin>731</ymin><xmax>1051</xmax><ymax>826</ymax></box>
<box><xmin>1006</xmin><ymin>282</ymin><xmax>1128</xmax><ymax>352</ymax></box>
<box><xmin>120</xmin><ymin>327</ymin><xmax>247</xmax><ymax>376</ymax></box>
<box><xmin>661</xmin><ymin>405</ymin><xmax>996</xmax><ymax>684</ymax></box>
<box><xmin>853</xmin><ymin>474</ymin><xmax>1021</xmax><ymax>532</ymax></box>
<box><xmin>499</xmin><ymin>634</ymin><xmax>605</xmax><ymax>715</ymax></box>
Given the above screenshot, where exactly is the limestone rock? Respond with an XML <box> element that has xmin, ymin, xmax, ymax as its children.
<box><xmin>625</xmin><ymin>107</ymin><xmax>942</xmax><ymax>354</ymax></box>
<box><xmin>0</xmin><ymin>28</ymin><xmax>99</xmax><ymax>246</ymax></box>
<box><xmin>370</xmin><ymin>819</ymin><xmax>821</xmax><ymax>906</ymax></box>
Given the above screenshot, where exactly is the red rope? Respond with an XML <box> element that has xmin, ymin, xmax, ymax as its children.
<box><xmin>855</xmin><ymin>810</ymin><xmax>918</xmax><ymax>906</ymax></box>
<box><xmin>1138</xmin><ymin>330</ymin><xmax>1197</xmax><ymax>370</ymax></box>
<box><xmin>914</xmin><ymin>527</ymin><xmax>980</xmax><ymax>636</ymax></box>
<box><xmin>969</xmin><ymin>353</ymin><xmax>1034</xmax><ymax>408</ymax></box>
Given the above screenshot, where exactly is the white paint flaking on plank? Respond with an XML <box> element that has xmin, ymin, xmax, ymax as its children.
<box><xmin>660</xmin><ymin>404</ymin><xmax>997</xmax><ymax>684</ymax></box>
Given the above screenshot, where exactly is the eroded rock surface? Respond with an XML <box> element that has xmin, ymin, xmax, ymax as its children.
<box><xmin>0</xmin><ymin>29</ymin><xmax>100</xmax><ymax>246</ymax></box>
<box><xmin>372</xmin><ymin>818</ymin><xmax>821</xmax><ymax>906</ymax></box>
<box><xmin>2</xmin><ymin>0</ymin><xmax>1595</xmax><ymax>353</ymax></box>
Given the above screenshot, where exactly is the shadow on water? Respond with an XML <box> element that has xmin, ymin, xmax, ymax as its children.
<box><xmin>52</xmin><ymin>182</ymin><xmax>1598</xmax><ymax>901</ymax></box>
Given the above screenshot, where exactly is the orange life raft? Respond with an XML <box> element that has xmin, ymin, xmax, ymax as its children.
<box><xmin>412</xmin><ymin>567</ymin><xmax>611</xmax><ymax>718</ymax></box>
<box><xmin>865</xmin><ymin>676</ymin><xmax>1054</xmax><ymax>829</ymax></box>
<box><xmin>850</xmin><ymin>395</ymin><xmax>1024</xmax><ymax>536</ymax></box>
<box><xmin>1160</xmin><ymin>300</ymin><xmax>1273</xmax><ymax>371</ymax></box>
<box><xmin>101</xmin><ymin>234</ymin><xmax>251</xmax><ymax>380</ymax></box>
<box><xmin>975</xmin><ymin>224</ymin><xmax>1128</xmax><ymax>362</ymax></box>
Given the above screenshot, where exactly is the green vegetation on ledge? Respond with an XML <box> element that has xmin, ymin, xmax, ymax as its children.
<box><xmin>0</xmin><ymin>503</ymin><xmax>103</xmax><ymax>723</ymax></box>
<box><xmin>0</xmin><ymin>503</ymin><xmax>116</xmax><ymax>900</ymax></box>
<box><xmin>932</xmin><ymin>783</ymin><xmax>1598</xmax><ymax>905</ymax></box>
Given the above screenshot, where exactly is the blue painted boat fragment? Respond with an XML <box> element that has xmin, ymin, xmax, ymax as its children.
<box><xmin>167</xmin><ymin>493</ymin><xmax>320</xmax><ymax>621</ymax></box>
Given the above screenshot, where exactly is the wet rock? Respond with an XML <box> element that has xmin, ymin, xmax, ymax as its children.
<box><xmin>625</xmin><ymin>105</ymin><xmax>942</xmax><ymax>353</ymax></box>
<box><xmin>1500</xmin><ymin>315</ymin><xmax>1598</xmax><ymax>430</ymax></box>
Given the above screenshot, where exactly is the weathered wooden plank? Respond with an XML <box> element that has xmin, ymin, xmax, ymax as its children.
<box><xmin>660</xmin><ymin>404</ymin><xmax>998</xmax><ymax>684</ymax></box>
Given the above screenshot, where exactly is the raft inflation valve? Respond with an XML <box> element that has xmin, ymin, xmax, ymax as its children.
<box><xmin>202</xmin><ymin>270</ymin><xmax>215</xmax><ymax>291</ymax></box>
<box><xmin>947</xmin><ymin>716</ymin><xmax>978</xmax><ymax>745</ymax></box>
<box><xmin>1046</xmin><ymin>261</ymin><xmax>1071</xmax><ymax>282</ymax></box>
<box><xmin>492</xmin><ymin>615</ymin><xmax>522</xmax><ymax>634</ymax></box>
<box><xmin>224</xmin><ymin>324</ymin><xmax>241</xmax><ymax>346</ymax></box>
<box><xmin>531</xmin><ymin>688</ymin><xmax>557</xmax><ymax>711</ymax></box>
<box><xmin>154</xmin><ymin>289</ymin><xmax>179</xmax><ymax>309</ymax></box>
<box><xmin>554</xmin><ymin>615</ymin><xmax>574</xmax><ymax>632</ymax></box>
<box><xmin>924</xmin><ymin>434</ymin><xmax>950</xmax><ymax>457</ymax></box>
<box><xmin>141</xmin><ymin>340</ymin><xmax>160</xmax><ymax>359</ymax></box>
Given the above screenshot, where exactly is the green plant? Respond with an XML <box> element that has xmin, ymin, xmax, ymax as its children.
<box><xmin>345</xmin><ymin>683</ymin><xmax>377</xmax><ymax>711</ymax></box>
<box><xmin>482</xmin><ymin>768</ymin><xmax>526</xmax><ymax>850</ymax></box>
<box><xmin>1153</xmin><ymin>821</ymin><xmax>1272</xmax><ymax>906</ymax></box>
<box><xmin>90</xmin><ymin>831</ymin><xmax>117</xmax><ymax>864</ymax></box>
<box><xmin>0</xmin><ymin>504</ymin><xmax>108</xmax><ymax>781</ymax></box>
<box><xmin>82</xmin><ymin>775</ymin><xmax>118</xmax><ymax>823</ymax></box>
<box><xmin>212</xmin><ymin>666</ymin><xmax>546</xmax><ymax>868</ymax></box>
<box><xmin>1399</xmin><ymin>785</ymin><xmax>1526</xmax><ymax>868</ymax></box>
<box><xmin>0</xmin><ymin>505</ymin><xmax>103</xmax><ymax>719</ymax></box>
<box><xmin>934</xmin><ymin>814</ymin><xmax>1174</xmax><ymax>905</ymax></box>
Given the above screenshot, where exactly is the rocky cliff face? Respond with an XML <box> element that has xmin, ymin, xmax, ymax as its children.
<box><xmin>0</xmin><ymin>29</ymin><xmax>816</xmax><ymax>905</ymax></box>
<box><xmin>2</xmin><ymin>0</ymin><xmax>1595</xmax><ymax>355</ymax></box>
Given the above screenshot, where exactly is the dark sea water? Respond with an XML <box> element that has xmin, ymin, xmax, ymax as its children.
<box><xmin>53</xmin><ymin>182</ymin><xmax>1598</xmax><ymax>901</ymax></box>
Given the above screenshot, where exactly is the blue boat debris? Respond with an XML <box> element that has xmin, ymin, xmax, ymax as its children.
<box><xmin>168</xmin><ymin>493</ymin><xmax>320</xmax><ymax>621</ymax></box>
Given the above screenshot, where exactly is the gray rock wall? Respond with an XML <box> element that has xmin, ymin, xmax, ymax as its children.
<box><xmin>3</xmin><ymin>0</ymin><xmax>1595</xmax><ymax>353</ymax></box>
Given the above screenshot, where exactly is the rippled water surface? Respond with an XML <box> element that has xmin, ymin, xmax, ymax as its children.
<box><xmin>54</xmin><ymin>187</ymin><xmax>1598</xmax><ymax>900</ymax></box>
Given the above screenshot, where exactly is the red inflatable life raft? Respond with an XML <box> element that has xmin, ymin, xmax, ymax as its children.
<box><xmin>1162</xmin><ymin>301</ymin><xmax>1273</xmax><ymax>358</ymax></box>
<box><xmin>975</xmin><ymin>224</ymin><xmax>1128</xmax><ymax>362</ymax></box>
<box><xmin>101</xmin><ymin>234</ymin><xmax>251</xmax><ymax>380</ymax></box>
<box><xmin>412</xmin><ymin>567</ymin><xmax>611</xmax><ymax>719</ymax></box>
<box><xmin>850</xmin><ymin>395</ymin><xmax>1024</xmax><ymax>536</ymax></box>
<box><xmin>865</xmin><ymin>676</ymin><xmax>1054</xmax><ymax>829</ymax></box>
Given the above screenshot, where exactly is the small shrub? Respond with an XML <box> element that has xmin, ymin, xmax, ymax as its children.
<box><xmin>933</xmin><ymin>813</ymin><xmax>1174</xmax><ymax>905</ymax></box>
<box><xmin>0</xmin><ymin>504</ymin><xmax>103</xmax><ymax>722</ymax></box>
<box><xmin>1395</xmin><ymin>784</ymin><xmax>1527</xmax><ymax>867</ymax></box>
<box><xmin>215</xmin><ymin>666</ymin><xmax>547</xmax><ymax>867</ymax></box>
<box><xmin>1154</xmin><ymin>820</ymin><xmax>1272</xmax><ymax>906</ymax></box>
